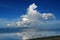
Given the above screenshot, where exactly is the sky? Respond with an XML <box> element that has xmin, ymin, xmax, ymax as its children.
<box><xmin>0</xmin><ymin>0</ymin><xmax>60</xmax><ymax>20</ymax></box>
<box><xmin>0</xmin><ymin>0</ymin><xmax>60</xmax><ymax>28</ymax></box>
<box><xmin>0</xmin><ymin>0</ymin><xmax>60</xmax><ymax>40</ymax></box>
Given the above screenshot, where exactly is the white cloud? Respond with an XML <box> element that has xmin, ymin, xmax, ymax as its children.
<box><xmin>42</xmin><ymin>13</ymin><xmax>55</xmax><ymax>20</ymax></box>
<box><xmin>7</xmin><ymin>3</ymin><xmax>56</xmax><ymax>27</ymax></box>
<box><xmin>4</xmin><ymin>3</ymin><xmax>60</xmax><ymax>40</ymax></box>
<box><xmin>0</xmin><ymin>3</ymin><xmax>60</xmax><ymax>40</ymax></box>
<box><xmin>0</xmin><ymin>18</ymin><xmax>10</xmax><ymax>27</ymax></box>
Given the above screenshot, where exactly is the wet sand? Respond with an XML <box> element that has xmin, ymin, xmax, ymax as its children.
<box><xmin>27</xmin><ymin>35</ymin><xmax>60</xmax><ymax>40</ymax></box>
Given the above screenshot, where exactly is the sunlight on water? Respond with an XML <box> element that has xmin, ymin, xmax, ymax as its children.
<box><xmin>0</xmin><ymin>31</ymin><xmax>60</xmax><ymax>40</ymax></box>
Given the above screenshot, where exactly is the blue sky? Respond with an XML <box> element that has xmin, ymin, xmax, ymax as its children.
<box><xmin>0</xmin><ymin>0</ymin><xmax>60</xmax><ymax>28</ymax></box>
<box><xmin>0</xmin><ymin>0</ymin><xmax>60</xmax><ymax>20</ymax></box>
<box><xmin>0</xmin><ymin>0</ymin><xmax>60</xmax><ymax>39</ymax></box>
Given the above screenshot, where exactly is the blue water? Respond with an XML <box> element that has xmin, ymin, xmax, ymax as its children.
<box><xmin>0</xmin><ymin>27</ymin><xmax>60</xmax><ymax>40</ymax></box>
<box><xmin>0</xmin><ymin>31</ymin><xmax>60</xmax><ymax>40</ymax></box>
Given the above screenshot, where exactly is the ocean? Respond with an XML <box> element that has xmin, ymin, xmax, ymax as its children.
<box><xmin>0</xmin><ymin>27</ymin><xmax>60</xmax><ymax>40</ymax></box>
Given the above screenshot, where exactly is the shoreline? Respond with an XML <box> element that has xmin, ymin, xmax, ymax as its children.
<box><xmin>27</xmin><ymin>35</ymin><xmax>60</xmax><ymax>40</ymax></box>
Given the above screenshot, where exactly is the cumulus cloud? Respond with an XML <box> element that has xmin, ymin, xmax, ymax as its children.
<box><xmin>0</xmin><ymin>3</ymin><xmax>58</xmax><ymax>28</ymax></box>
<box><xmin>42</xmin><ymin>13</ymin><xmax>55</xmax><ymax>20</ymax></box>
<box><xmin>4</xmin><ymin>3</ymin><xmax>60</xmax><ymax>40</ymax></box>
<box><xmin>7</xmin><ymin>3</ymin><xmax>56</xmax><ymax>27</ymax></box>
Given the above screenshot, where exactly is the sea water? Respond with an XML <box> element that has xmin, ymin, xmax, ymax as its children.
<box><xmin>0</xmin><ymin>27</ymin><xmax>60</xmax><ymax>40</ymax></box>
